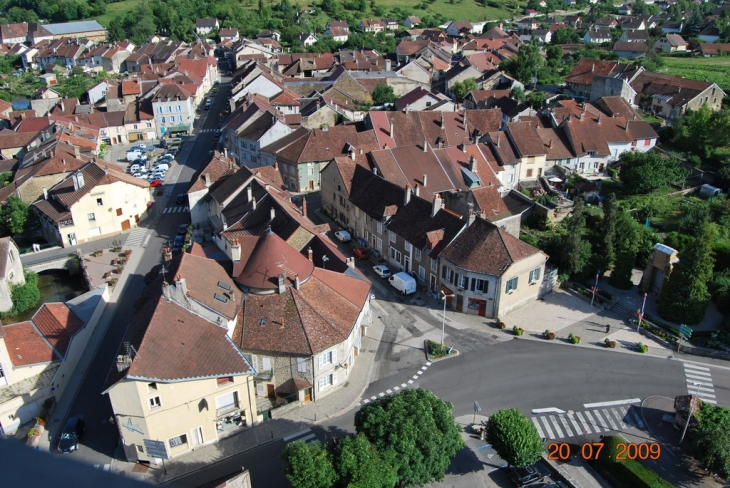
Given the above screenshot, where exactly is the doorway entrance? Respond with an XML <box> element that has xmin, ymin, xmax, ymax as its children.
<box><xmin>267</xmin><ymin>384</ymin><xmax>275</xmax><ymax>399</ymax></box>
<box><xmin>67</xmin><ymin>233</ymin><xmax>77</xmax><ymax>246</ymax></box>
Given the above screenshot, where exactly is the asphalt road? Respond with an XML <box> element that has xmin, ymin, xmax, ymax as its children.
<box><xmin>48</xmin><ymin>67</ymin><xmax>233</xmax><ymax>466</ymax></box>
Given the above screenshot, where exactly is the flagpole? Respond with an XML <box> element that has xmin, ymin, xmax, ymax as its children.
<box><xmin>590</xmin><ymin>272</ymin><xmax>599</xmax><ymax>307</ymax></box>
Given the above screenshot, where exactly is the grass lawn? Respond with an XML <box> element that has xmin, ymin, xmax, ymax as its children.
<box><xmin>92</xmin><ymin>0</ymin><xmax>143</xmax><ymax>27</ymax></box>
<box><xmin>661</xmin><ymin>56</ymin><xmax>730</xmax><ymax>92</ymax></box>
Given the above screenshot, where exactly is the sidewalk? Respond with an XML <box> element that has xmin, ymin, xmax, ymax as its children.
<box><xmin>34</xmin><ymin>243</ymin><xmax>146</xmax><ymax>452</ymax></box>
<box><xmin>111</xmin><ymin>310</ymin><xmax>387</xmax><ymax>484</ymax></box>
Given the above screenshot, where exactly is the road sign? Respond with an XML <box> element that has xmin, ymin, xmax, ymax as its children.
<box><xmin>679</xmin><ymin>324</ymin><xmax>692</xmax><ymax>339</ymax></box>
<box><xmin>474</xmin><ymin>401</ymin><xmax>481</xmax><ymax>413</ymax></box>
<box><xmin>143</xmin><ymin>439</ymin><xmax>168</xmax><ymax>460</ymax></box>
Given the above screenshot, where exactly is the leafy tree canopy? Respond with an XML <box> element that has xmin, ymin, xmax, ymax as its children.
<box><xmin>354</xmin><ymin>388</ymin><xmax>464</xmax><ymax>487</ymax></box>
<box><xmin>452</xmin><ymin>78</ymin><xmax>478</xmax><ymax>102</ymax></box>
<box><xmin>618</xmin><ymin>151</ymin><xmax>689</xmax><ymax>195</ymax></box>
<box><xmin>692</xmin><ymin>403</ymin><xmax>730</xmax><ymax>479</ymax></box>
<box><xmin>281</xmin><ymin>441</ymin><xmax>337</xmax><ymax>488</ymax></box>
<box><xmin>371</xmin><ymin>83</ymin><xmax>397</xmax><ymax>106</ymax></box>
<box><xmin>486</xmin><ymin>408</ymin><xmax>544</xmax><ymax>467</ymax></box>
<box><xmin>1</xmin><ymin>195</ymin><xmax>29</xmax><ymax>236</ymax></box>
<box><xmin>332</xmin><ymin>433</ymin><xmax>398</xmax><ymax>488</ymax></box>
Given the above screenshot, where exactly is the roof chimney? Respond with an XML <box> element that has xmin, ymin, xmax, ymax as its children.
<box><xmin>414</xmin><ymin>183</ymin><xmax>420</xmax><ymax>197</ymax></box>
<box><xmin>73</xmin><ymin>171</ymin><xmax>84</xmax><ymax>190</ymax></box>
<box><xmin>252</xmin><ymin>196</ymin><xmax>257</xmax><ymax>210</ymax></box>
<box><xmin>205</xmin><ymin>173</ymin><xmax>211</xmax><ymax>186</ymax></box>
<box><xmin>431</xmin><ymin>193</ymin><xmax>442</xmax><ymax>217</ymax></box>
<box><xmin>277</xmin><ymin>273</ymin><xmax>286</xmax><ymax>294</ymax></box>
<box><xmin>405</xmin><ymin>184</ymin><xmax>412</xmax><ymax>205</ymax></box>
<box><xmin>423</xmin><ymin>173</ymin><xmax>427</xmax><ymax>187</ymax></box>
<box><xmin>389</xmin><ymin>121</ymin><xmax>394</xmax><ymax>137</ymax></box>
<box><xmin>74</xmin><ymin>145</ymin><xmax>80</xmax><ymax>158</ymax></box>
<box><xmin>308</xmin><ymin>247</ymin><xmax>313</xmax><ymax>262</ymax></box>
<box><xmin>469</xmin><ymin>155</ymin><xmax>477</xmax><ymax>172</ymax></box>
<box><xmin>597</xmin><ymin>114</ymin><xmax>602</xmax><ymax>124</ymax></box>
<box><xmin>468</xmin><ymin>210</ymin><xmax>476</xmax><ymax>227</ymax></box>
<box><xmin>42</xmin><ymin>186</ymin><xmax>47</xmax><ymax>200</ymax></box>
<box><xmin>373</xmin><ymin>167</ymin><xmax>378</xmax><ymax>176</ymax></box>
<box><xmin>231</xmin><ymin>238</ymin><xmax>241</xmax><ymax>261</ymax></box>
<box><xmin>224</xmin><ymin>147</ymin><xmax>228</xmax><ymax>158</ymax></box>
<box><xmin>247</xmin><ymin>186</ymin><xmax>252</xmax><ymax>202</ymax></box>
<box><xmin>270</xmin><ymin>207</ymin><xmax>275</xmax><ymax>221</ymax></box>
<box><xmin>302</xmin><ymin>197</ymin><xmax>308</xmax><ymax>217</ymax></box>
<box><xmin>294</xmin><ymin>273</ymin><xmax>300</xmax><ymax>291</ymax></box>
<box><xmin>441</xmin><ymin>114</ymin><xmax>445</xmax><ymax>129</ymax></box>
<box><xmin>423</xmin><ymin>140</ymin><xmax>427</xmax><ymax>153</ymax></box>
<box><xmin>176</xmin><ymin>275</ymin><xmax>188</xmax><ymax>297</ymax></box>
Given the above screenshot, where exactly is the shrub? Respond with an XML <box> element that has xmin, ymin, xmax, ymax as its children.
<box><xmin>35</xmin><ymin>415</ymin><xmax>46</xmax><ymax>426</ymax></box>
<box><xmin>590</xmin><ymin>435</ymin><xmax>674</xmax><ymax>487</ymax></box>
<box><xmin>513</xmin><ymin>326</ymin><xmax>524</xmax><ymax>336</ymax></box>
<box><xmin>543</xmin><ymin>329</ymin><xmax>555</xmax><ymax>340</ymax></box>
<box><xmin>568</xmin><ymin>333</ymin><xmax>581</xmax><ymax>344</ymax></box>
<box><xmin>8</xmin><ymin>271</ymin><xmax>40</xmax><ymax>315</ymax></box>
<box><xmin>605</xmin><ymin>338</ymin><xmax>616</xmax><ymax>348</ymax></box>
<box><xmin>27</xmin><ymin>428</ymin><xmax>39</xmax><ymax>439</ymax></box>
<box><xmin>637</xmin><ymin>342</ymin><xmax>648</xmax><ymax>353</ymax></box>
<box><xmin>427</xmin><ymin>340</ymin><xmax>450</xmax><ymax>357</ymax></box>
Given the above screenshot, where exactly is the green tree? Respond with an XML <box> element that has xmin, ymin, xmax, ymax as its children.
<box><xmin>281</xmin><ymin>441</ymin><xmax>336</xmax><ymax>488</ymax></box>
<box><xmin>513</xmin><ymin>37</ymin><xmax>544</xmax><ymax>86</ymax></box>
<box><xmin>354</xmin><ymin>388</ymin><xmax>464</xmax><ymax>487</ymax></box>
<box><xmin>510</xmin><ymin>85</ymin><xmax>525</xmax><ymax>102</ymax></box>
<box><xmin>618</xmin><ymin>151</ymin><xmax>689</xmax><ymax>194</ymax></box>
<box><xmin>7</xmin><ymin>6</ymin><xmax>39</xmax><ymax>23</ymax></box>
<box><xmin>658</xmin><ymin>224</ymin><xmax>716</xmax><ymax>324</ymax></box>
<box><xmin>452</xmin><ymin>78</ymin><xmax>478</xmax><ymax>102</ymax></box>
<box><xmin>371</xmin><ymin>83</ymin><xmax>397</xmax><ymax>105</ymax></box>
<box><xmin>1</xmin><ymin>195</ymin><xmax>29</xmax><ymax>236</ymax></box>
<box><xmin>551</xmin><ymin>26</ymin><xmax>579</xmax><ymax>44</ymax></box>
<box><xmin>709</xmin><ymin>268</ymin><xmax>730</xmax><ymax>314</ymax></box>
<box><xmin>525</xmin><ymin>91</ymin><xmax>545</xmax><ymax>109</ymax></box>
<box><xmin>692</xmin><ymin>403</ymin><xmax>730</xmax><ymax>479</ymax></box>
<box><xmin>608</xmin><ymin>211</ymin><xmax>640</xmax><ymax>289</ymax></box>
<box><xmin>486</xmin><ymin>408</ymin><xmax>543</xmax><ymax>468</ymax></box>
<box><xmin>332</xmin><ymin>433</ymin><xmax>399</xmax><ymax>488</ymax></box>
<box><xmin>107</xmin><ymin>17</ymin><xmax>125</xmax><ymax>43</ymax></box>
<box><xmin>560</xmin><ymin>199</ymin><xmax>591</xmax><ymax>278</ymax></box>
<box><xmin>9</xmin><ymin>271</ymin><xmax>40</xmax><ymax>315</ymax></box>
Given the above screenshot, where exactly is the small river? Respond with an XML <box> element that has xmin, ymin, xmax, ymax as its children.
<box><xmin>2</xmin><ymin>269</ymin><xmax>89</xmax><ymax>323</ymax></box>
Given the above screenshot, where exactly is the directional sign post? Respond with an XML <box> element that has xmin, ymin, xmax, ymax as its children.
<box><xmin>679</xmin><ymin>324</ymin><xmax>692</xmax><ymax>339</ymax></box>
<box><xmin>473</xmin><ymin>401</ymin><xmax>482</xmax><ymax>424</ymax></box>
<box><xmin>143</xmin><ymin>439</ymin><xmax>169</xmax><ymax>474</ymax></box>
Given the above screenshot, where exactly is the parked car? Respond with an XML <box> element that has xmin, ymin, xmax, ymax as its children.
<box><xmin>178</xmin><ymin>224</ymin><xmax>189</xmax><ymax>235</ymax></box>
<box><xmin>166</xmin><ymin>147</ymin><xmax>180</xmax><ymax>155</ymax></box>
<box><xmin>173</xmin><ymin>235</ymin><xmax>184</xmax><ymax>247</ymax></box>
<box><xmin>214</xmin><ymin>129</ymin><xmax>221</xmax><ymax>136</ymax></box>
<box><xmin>175</xmin><ymin>194</ymin><xmax>185</xmax><ymax>204</ymax></box>
<box><xmin>58</xmin><ymin>417</ymin><xmax>85</xmax><ymax>453</ymax></box>
<box><xmin>373</xmin><ymin>264</ymin><xmax>391</xmax><ymax>278</ymax></box>
<box><xmin>334</xmin><ymin>230</ymin><xmax>351</xmax><ymax>242</ymax></box>
<box><xmin>131</xmin><ymin>172</ymin><xmax>142</xmax><ymax>178</ymax></box>
<box><xmin>508</xmin><ymin>463</ymin><xmax>550</xmax><ymax>487</ymax></box>
<box><xmin>129</xmin><ymin>164</ymin><xmax>140</xmax><ymax>173</ymax></box>
<box><xmin>353</xmin><ymin>247</ymin><xmax>369</xmax><ymax>259</ymax></box>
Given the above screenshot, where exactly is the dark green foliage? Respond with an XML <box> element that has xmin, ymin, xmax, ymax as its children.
<box><xmin>107</xmin><ymin>17</ymin><xmax>125</xmax><ymax>43</ymax></box>
<box><xmin>509</xmin><ymin>37</ymin><xmax>544</xmax><ymax>85</ymax></box>
<box><xmin>0</xmin><ymin>195</ymin><xmax>29</xmax><ymax>236</ymax></box>
<box><xmin>332</xmin><ymin>433</ymin><xmax>398</xmax><ymax>488</ymax></box>
<box><xmin>709</xmin><ymin>268</ymin><xmax>730</xmax><ymax>314</ymax></box>
<box><xmin>658</xmin><ymin>224</ymin><xmax>716</xmax><ymax>324</ymax></box>
<box><xmin>601</xmin><ymin>193</ymin><xmax>618</xmax><ymax>271</ymax></box>
<box><xmin>560</xmin><ymin>199</ymin><xmax>591</xmax><ymax>278</ymax></box>
<box><xmin>608</xmin><ymin>211</ymin><xmax>640</xmax><ymax>289</ymax></box>
<box><xmin>664</xmin><ymin>231</ymin><xmax>695</xmax><ymax>255</ymax></box>
<box><xmin>9</xmin><ymin>271</ymin><xmax>40</xmax><ymax>316</ymax></box>
<box><xmin>354</xmin><ymin>388</ymin><xmax>464</xmax><ymax>487</ymax></box>
<box><xmin>618</xmin><ymin>151</ymin><xmax>689</xmax><ymax>194</ymax></box>
<box><xmin>486</xmin><ymin>408</ymin><xmax>543</xmax><ymax>468</ymax></box>
<box><xmin>551</xmin><ymin>27</ymin><xmax>579</xmax><ymax>44</ymax></box>
<box><xmin>371</xmin><ymin>83</ymin><xmax>397</xmax><ymax>105</ymax></box>
<box><xmin>525</xmin><ymin>91</ymin><xmax>545</xmax><ymax>109</ymax></box>
<box><xmin>591</xmin><ymin>435</ymin><xmax>674</xmax><ymax>488</ymax></box>
<box><xmin>692</xmin><ymin>403</ymin><xmax>730</xmax><ymax>479</ymax></box>
<box><xmin>281</xmin><ymin>441</ymin><xmax>336</xmax><ymax>488</ymax></box>
<box><xmin>452</xmin><ymin>78</ymin><xmax>478</xmax><ymax>102</ymax></box>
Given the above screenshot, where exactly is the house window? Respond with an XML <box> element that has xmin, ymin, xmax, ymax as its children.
<box><xmin>116</xmin><ymin>208</ymin><xmax>123</xmax><ymax>216</ymax></box>
<box><xmin>418</xmin><ymin>265</ymin><xmax>425</xmax><ymax>281</ymax></box>
<box><xmin>157</xmin><ymin>107</ymin><xmax>162</xmax><ymax>113</ymax></box>
<box><xmin>456</xmin><ymin>274</ymin><xmax>467</xmax><ymax>289</ymax></box>
<box><xmin>149</xmin><ymin>396</ymin><xmax>162</xmax><ymax>409</ymax></box>
<box><xmin>297</xmin><ymin>358</ymin><xmax>308</xmax><ymax>373</ymax></box>
<box><xmin>319</xmin><ymin>350</ymin><xmax>336</xmax><ymax>368</ymax></box>
<box><xmin>168</xmin><ymin>106</ymin><xmax>172</xmax><ymax>112</ymax></box>
<box><xmin>526</xmin><ymin>169</ymin><xmax>533</xmax><ymax>177</ymax></box>
<box><xmin>318</xmin><ymin>373</ymin><xmax>336</xmax><ymax>390</ymax></box>
<box><xmin>177</xmin><ymin>105</ymin><xmax>182</xmax><ymax>112</ymax></box>
<box><xmin>160</xmin><ymin>117</ymin><xmax>165</xmax><ymax>123</ymax></box>
<box><xmin>415</xmin><ymin>248</ymin><xmax>421</xmax><ymax>261</ymax></box>
<box><xmin>375</xmin><ymin>237</ymin><xmax>382</xmax><ymax>251</ymax></box>
<box><xmin>529</xmin><ymin>267</ymin><xmax>542</xmax><ymax>283</ymax></box>
<box><xmin>147</xmin><ymin>123</ymin><xmax>152</xmax><ymax>128</ymax></box>
<box><xmin>471</xmin><ymin>278</ymin><xmax>488</xmax><ymax>293</ymax></box>
<box><xmin>262</xmin><ymin>357</ymin><xmax>272</xmax><ymax>370</ymax></box>
<box><xmin>389</xmin><ymin>232</ymin><xmax>395</xmax><ymax>243</ymax></box>
<box><xmin>96</xmin><ymin>198</ymin><xmax>103</xmax><ymax>206</ymax></box>
<box><xmin>587</xmin><ymin>151</ymin><xmax>596</xmax><ymax>157</ymax></box>
<box><xmin>133</xmin><ymin>124</ymin><xmax>138</xmax><ymax>129</ymax></box>
<box><xmin>389</xmin><ymin>248</ymin><xmax>401</xmax><ymax>263</ymax></box>
<box><xmin>506</xmin><ymin>276</ymin><xmax>518</xmax><ymax>293</ymax></box>
<box><xmin>87</xmin><ymin>213</ymin><xmax>96</xmax><ymax>222</ymax></box>
<box><xmin>136</xmin><ymin>445</ymin><xmax>144</xmax><ymax>453</ymax></box>
<box><xmin>430</xmin><ymin>259</ymin><xmax>438</xmax><ymax>272</ymax></box>
<box><xmin>215</xmin><ymin>391</ymin><xmax>240</xmax><ymax>415</ymax></box>
<box><xmin>377</xmin><ymin>222</ymin><xmax>383</xmax><ymax>234</ymax></box>
<box><xmin>404</xmin><ymin>242</ymin><xmax>412</xmax><ymax>252</ymax></box>
<box><xmin>507</xmin><ymin>174</ymin><xmax>514</xmax><ymax>182</ymax></box>
<box><xmin>147</xmin><ymin>382</ymin><xmax>158</xmax><ymax>392</ymax></box>
<box><xmin>442</xmin><ymin>266</ymin><xmax>453</xmax><ymax>283</ymax></box>
<box><xmin>250</xmin><ymin>354</ymin><xmax>259</xmax><ymax>371</ymax></box>
<box><xmin>217</xmin><ymin>376</ymin><xmax>234</xmax><ymax>385</ymax></box>
<box><xmin>644</xmin><ymin>139</ymin><xmax>650</xmax><ymax>146</ymax></box>
<box><xmin>169</xmin><ymin>434</ymin><xmax>188</xmax><ymax>448</ymax></box>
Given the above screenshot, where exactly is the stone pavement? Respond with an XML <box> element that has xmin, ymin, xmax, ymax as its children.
<box><xmin>109</xmin><ymin>309</ymin><xmax>387</xmax><ymax>484</ymax></box>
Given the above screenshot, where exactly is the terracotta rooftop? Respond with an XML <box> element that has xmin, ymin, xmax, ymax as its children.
<box><xmin>31</xmin><ymin>303</ymin><xmax>84</xmax><ymax>359</ymax></box>
<box><xmin>2</xmin><ymin>321</ymin><xmax>58</xmax><ymax>366</ymax></box>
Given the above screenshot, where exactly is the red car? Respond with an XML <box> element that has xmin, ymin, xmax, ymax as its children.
<box><xmin>353</xmin><ymin>247</ymin><xmax>370</xmax><ymax>259</ymax></box>
<box><xmin>150</xmin><ymin>179</ymin><xmax>163</xmax><ymax>187</ymax></box>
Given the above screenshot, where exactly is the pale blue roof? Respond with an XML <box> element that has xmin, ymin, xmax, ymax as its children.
<box><xmin>43</xmin><ymin>21</ymin><xmax>105</xmax><ymax>36</ymax></box>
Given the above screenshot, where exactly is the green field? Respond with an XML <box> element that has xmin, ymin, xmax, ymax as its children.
<box><xmin>661</xmin><ymin>56</ymin><xmax>730</xmax><ymax>93</ymax></box>
<box><xmin>93</xmin><ymin>0</ymin><xmax>143</xmax><ymax>27</ymax></box>
<box><xmin>90</xmin><ymin>0</ymin><xmax>514</xmax><ymax>30</ymax></box>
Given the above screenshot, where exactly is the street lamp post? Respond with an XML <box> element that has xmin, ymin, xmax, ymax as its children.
<box><xmin>440</xmin><ymin>290</ymin><xmax>450</xmax><ymax>346</ymax></box>
<box><xmin>679</xmin><ymin>382</ymin><xmax>702</xmax><ymax>445</ymax></box>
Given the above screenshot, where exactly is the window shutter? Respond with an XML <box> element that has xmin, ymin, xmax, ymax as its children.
<box><xmin>256</xmin><ymin>382</ymin><xmax>265</xmax><ymax>397</ymax></box>
<box><xmin>251</xmin><ymin>355</ymin><xmax>258</xmax><ymax>371</ymax></box>
<box><xmin>442</xmin><ymin>266</ymin><xmax>447</xmax><ymax>279</ymax></box>
<box><xmin>262</xmin><ymin>357</ymin><xmax>271</xmax><ymax>371</ymax></box>
<box><xmin>470</xmin><ymin>278</ymin><xmax>476</xmax><ymax>291</ymax></box>
<box><xmin>454</xmin><ymin>273</ymin><xmax>460</xmax><ymax>287</ymax></box>
<box><xmin>332</xmin><ymin>371</ymin><xmax>337</xmax><ymax>385</ymax></box>
<box><xmin>318</xmin><ymin>354</ymin><xmax>324</xmax><ymax>369</ymax></box>
<box><xmin>332</xmin><ymin>350</ymin><xmax>337</xmax><ymax>364</ymax></box>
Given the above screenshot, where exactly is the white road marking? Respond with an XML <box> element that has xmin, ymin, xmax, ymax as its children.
<box><xmin>584</xmin><ymin>398</ymin><xmax>641</xmax><ymax>408</ymax></box>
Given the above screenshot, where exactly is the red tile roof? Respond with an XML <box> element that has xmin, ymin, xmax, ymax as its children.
<box><xmin>2</xmin><ymin>321</ymin><xmax>59</xmax><ymax>366</ymax></box>
<box><xmin>31</xmin><ymin>303</ymin><xmax>84</xmax><ymax>359</ymax></box>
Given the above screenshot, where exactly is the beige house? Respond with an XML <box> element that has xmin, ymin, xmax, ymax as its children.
<box><xmin>438</xmin><ymin>217</ymin><xmax>547</xmax><ymax>318</ymax></box>
<box><xmin>104</xmin><ymin>293</ymin><xmax>257</xmax><ymax>462</ymax></box>
<box><xmin>0</xmin><ymin>237</ymin><xmax>25</xmax><ymax>313</ymax></box>
<box><xmin>32</xmin><ymin>161</ymin><xmax>151</xmax><ymax>247</ymax></box>
<box><xmin>505</xmin><ymin>122</ymin><xmax>548</xmax><ymax>181</ymax></box>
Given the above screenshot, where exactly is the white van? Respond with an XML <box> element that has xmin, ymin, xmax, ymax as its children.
<box><xmin>154</xmin><ymin>163</ymin><xmax>169</xmax><ymax>172</ymax></box>
<box><xmin>388</xmin><ymin>272</ymin><xmax>417</xmax><ymax>295</ymax></box>
<box><xmin>204</xmin><ymin>98</ymin><xmax>212</xmax><ymax>110</ymax></box>
<box><xmin>126</xmin><ymin>150</ymin><xmax>143</xmax><ymax>162</ymax></box>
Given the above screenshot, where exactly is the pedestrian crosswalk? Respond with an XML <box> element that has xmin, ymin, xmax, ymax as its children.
<box><xmin>683</xmin><ymin>362</ymin><xmax>717</xmax><ymax>404</ymax></box>
<box><xmin>283</xmin><ymin>428</ymin><xmax>317</xmax><ymax>444</ymax></box>
<box><xmin>94</xmin><ymin>464</ymin><xmax>111</xmax><ymax>471</ymax></box>
<box><xmin>124</xmin><ymin>226</ymin><xmax>148</xmax><ymax>247</ymax></box>
<box><xmin>531</xmin><ymin>404</ymin><xmax>645</xmax><ymax>441</ymax></box>
<box><xmin>163</xmin><ymin>206</ymin><xmax>189</xmax><ymax>214</ymax></box>
<box><xmin>199</xmin><ymin>128</ymin><xmax>221</xmax><ymax>133</ymax></box>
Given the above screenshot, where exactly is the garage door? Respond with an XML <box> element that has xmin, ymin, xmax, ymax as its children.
<box><xmin>88</xmin><ymin>227</ymin><xmax>101</xmax><ymax>237</ymax></box>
